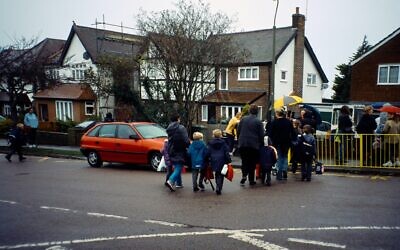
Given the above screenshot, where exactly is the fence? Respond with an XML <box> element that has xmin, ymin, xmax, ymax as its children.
<box><xmin>316</xmin><ymin>133</ymin><xmax>400</xmax><ymax>169</ymax></box>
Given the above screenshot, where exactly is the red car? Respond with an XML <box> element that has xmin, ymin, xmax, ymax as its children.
<box><xmin>80</xmin><ymin>122</ymin><xmax>167</xmax><ymax>170</ymax></box>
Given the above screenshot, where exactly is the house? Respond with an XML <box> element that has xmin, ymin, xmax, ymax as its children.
<box><xmin>201</xmin><ymin>7</ymin><xmax>328</xmax><ymax>123</ymax></box>
<box><xmin>33</xmin><ymin>84</ymin><xmax>96</xmax><ymax>130</ymax></box>
<box><xmin>58</xmin><ymin>23</ymin><xmax>145</xmax><ymax>121</ymax></box>
<box><xmin>0</xmin><ymin>92</ymin><xmax>31</xmax><ymax>118</ymax></box>
<box><xmin>350</xmin><ymin>27</ymin><xmax>400</xmax><ymax>104</ymax></box>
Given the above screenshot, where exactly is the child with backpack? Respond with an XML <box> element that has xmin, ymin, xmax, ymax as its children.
<box><xmin>187</xmin><ymin>132</ymin><xmax>207</xmax><ymax>192</ymax></box>
<box><xmin>300</xmin><ymin>125</ymin><xmax>317</xmax><ymax>181</ymax></box>
<box><xmin>259</xmin><ymin>136</ymin><xmax>278</xmax><ymax>186</ymax></box>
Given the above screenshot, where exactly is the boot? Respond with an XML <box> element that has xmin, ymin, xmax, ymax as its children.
<box><xmin>261</xmin><ymin>172</ymin><xmax>266</xmax><ymax>184</ymax></box>
<box><xmin>283</xmin><ymin>171</ymin><xmax>287</xmax><ymax>180</ymax></box>
<box><xmin>276</xmin><ymin>170</ymin><xmax>282</xmax><ymax>181</ymax></box>
<box><xmin>266</xmin><ymin>172</ymin><xmax>271</xmax><ymax>186</ymax></box>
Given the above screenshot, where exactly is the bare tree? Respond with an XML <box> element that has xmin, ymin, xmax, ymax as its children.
<box><xmin>137</xmin><ymin>0</ymin><xmax>247</xmax><ymax>131</ymax></box>
<box><xmin>0</xmin><ymin>38</ymin><xmax>48</xmax><ymax>121</ymax></box>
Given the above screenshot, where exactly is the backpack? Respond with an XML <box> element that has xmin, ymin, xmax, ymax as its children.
<box><xmin>300</xmin><ymin>134</ymin><xmax>315</xmax><ymax>160</ymax></box>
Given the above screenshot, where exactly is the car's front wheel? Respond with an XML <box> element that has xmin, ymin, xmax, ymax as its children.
<box><xmin>87</xmin><ymin>151</ymin><xmax>103</xmax><ymax>168</ymax></box>
<box><xmin>149</xmin><ymin>152</ymin><xmax>162</xmax><ymax>171</ymax></box>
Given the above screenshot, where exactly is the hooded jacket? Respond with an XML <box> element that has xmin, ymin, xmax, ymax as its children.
<box><xmin>166</xmin><ymin>121</ymin><xmax>190</xmax><ymax>164</ymax></box>
<box><xmin>188</xmin><ymin>140</ymin><xmax>207</xmax><ymax>169</ymax></box>
<box><xmin>206</xmin><ymin>138</ymin><xmax>230</xmax><ymax>172</ymax></box>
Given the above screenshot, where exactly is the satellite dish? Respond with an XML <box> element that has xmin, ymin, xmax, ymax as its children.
<box><xmin>83</xmin><ymin>52</ymin><xmax>90</xmax><ymax>60</ymax></box>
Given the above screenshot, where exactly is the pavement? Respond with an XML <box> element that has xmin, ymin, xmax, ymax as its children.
<box><xmin>0</xmin><ymin>138</ymin><xmax>243</xmax><ymax>166</ymax></box>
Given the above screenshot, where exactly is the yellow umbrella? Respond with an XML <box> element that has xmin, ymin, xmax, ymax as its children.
<box><xmin>274</xmin><ymin>95</ymin><xmax>303</xmax><ymax>109</ymax></box>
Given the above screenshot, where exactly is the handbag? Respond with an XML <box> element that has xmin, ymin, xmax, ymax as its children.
<box><xmin>225</xmin><ymin>164</ymin><xmax>234</xmax><ymax>182</ymax></box>
<box><xmin>221</xmin><ymin>164</ymin><xmax>228</xmax><ymax>175</ymax></box>
<box><xmin>157</xmin><ymin>156</ymin><xmax>166</xmax><ymax>172</ymax></box>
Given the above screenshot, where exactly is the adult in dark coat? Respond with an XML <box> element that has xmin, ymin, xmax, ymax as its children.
<box><xmin>337</xmin><ymin>105</ymin><xmax>353</xmax><ymax>164</ymax></box>
<box><xmin>269</xmin><ymin>108</ymin><xmax>293</xmax><ymax>180</ymax></box>
<box><xmin>356</xmin><ymin>105</ymin><xmax>377</xmax><ymax>165</ymax></box>
<box><xmin>237</xmin><ymin>104</ymin><xmax>264</xmax><ymax>186</ymax></box>
<box><xmin>5</xmin><ymin>123</ymin><xmax>27</xmax><ymax>162</ymax></box>
<box><xmin>165</xmin><ymin>113</ymin><xmax>190</xmax><ymax>191</ymax></box>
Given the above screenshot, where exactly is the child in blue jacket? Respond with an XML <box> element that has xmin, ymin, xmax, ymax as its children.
<box><xmin>187</xmin><ymin>132</ymin><xmax>207</xmax><ymax>192</ymax></box>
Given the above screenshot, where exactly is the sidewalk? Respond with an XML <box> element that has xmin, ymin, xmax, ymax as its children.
<box><xmin>0</xmin><ymin>138</ymin><xmax>243</xmax><ymax>166</ymax></box>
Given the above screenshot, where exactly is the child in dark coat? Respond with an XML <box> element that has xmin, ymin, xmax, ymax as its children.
<box><xmin>259</xmin><ymin>136</ymin><xmax>278</xmax><ymax>186</ymax></box>
<box><xmin>5</xmin><ymin>123</ymin><xmax>26</xmax><ymax>162</ymax></box>
<box><xmin>187</xmin><ymin>132</ymin><xmax>207</xmax><ymax>192</ymax></box>
<box><xmin>206</xmin><ymin>129</ymin><xmax>231</xmax><ymax>195</ymax></box>
<box><xmin>161</xmin><ymin>139</ymin><xmax>182</xmax><ymax>188</ymax></box>
<box><xmin>300</xmin><ymin>125</ymin><xmax>316</xmax><ymax>182</ymax></box>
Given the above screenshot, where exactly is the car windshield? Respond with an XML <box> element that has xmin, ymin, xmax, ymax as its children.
<box><xmin>135</xmin><ymin>124</ymin><xmax>167</xmax><ymax>139</ymax></box>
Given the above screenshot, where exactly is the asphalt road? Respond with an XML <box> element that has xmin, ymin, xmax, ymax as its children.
<box><xmin>1</xmin><ymin>155</ymin><xmax>399</xmax><ymax>249</ymax></box>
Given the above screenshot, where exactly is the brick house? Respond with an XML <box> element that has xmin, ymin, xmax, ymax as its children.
<box><xmin>200</xmin><ymin>8</ymin><xmax>328</xmax><ymax>123</ymax></box>
<box><xmin>350</xmin><ymin>27</ymin><xmax>400</xmax><ymax>103</ymax></box>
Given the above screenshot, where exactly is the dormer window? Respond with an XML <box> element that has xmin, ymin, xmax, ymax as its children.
<box><xmin>219</xmin><ymin>68</ymin><xmax>228</xmax><ymax>90</ymax></box>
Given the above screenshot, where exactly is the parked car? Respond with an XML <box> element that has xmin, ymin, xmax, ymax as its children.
<box><xmin>80</xmin><ymin>122</ymin><xmax>167</xmax><ymax>170</ymax></box>
<box><xmin>0</xmin><ymin>115</ymin><xmax>5</xmax><ymax>121</ymax></box>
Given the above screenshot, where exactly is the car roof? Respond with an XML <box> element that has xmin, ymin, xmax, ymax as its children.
<box><xmin>98</xmin><ymin>121</ymin><xmax>156</xmax><ymax>125</ymax></box>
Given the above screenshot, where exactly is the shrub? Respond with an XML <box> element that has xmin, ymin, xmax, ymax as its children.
<box><xmin>56</xmin><ymin>119</ymin><xmax>77</xmax><ymax>133</ymax></box>
<box><xmin>0</xmin><ymin>118</ymin><xmax>14</xmax><ymax>137</ymax></box>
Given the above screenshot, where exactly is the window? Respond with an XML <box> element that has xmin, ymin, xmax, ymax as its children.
<box><xmin>219</xmin><ymin>68</ymin><xmax>228</xmax><ymax>90</ymax></box>
<box><xmin>55</xmin><ymin>101</ymin><xmax>73</xmax><ymax>121</ymax></box>
<box><xmin>117</xmin><ymin>125</ymin><xmax>136</xmax><ymax>139</ymax></box>
<box><xmin>85</xmin><ymin>101</ymin><xmax>95</xmax><ymax>115</ymax></box>
<box><xmin>98</xmin><ymin>124</ymin><xmax>117</xmax><ymax>138</ymax></box>
<box><xmin>221</xmin><ymin>106</ymin><xmax>242</xmax><ymax>120</ymax></box>
<box><xmin>378</xmin><ymin>64</ymin><xmax>400</xmax><ymax>84</ymax></box>
<box><xmin>201</xmin><ymin>105</ymin><xmax>208</xmax><ymax>121</ymax></box>
<box><xmin>238</xmin><ymin>66</ymin><xmax>259</xmax><ymax>80</ymax></box>
<box><xmin>3</xmin><ymin>104</ymin><xmax>11</xmax><ymax>116</ymax></box>
<box><xmin>307</xmin><ymin>73</ymin><xmax>317</xmax><ymax>85</ymax></box>
<box><xmin>280</xmin><ymin>70</ymin><xmax>287</xmax><ymax>81</ymax></box>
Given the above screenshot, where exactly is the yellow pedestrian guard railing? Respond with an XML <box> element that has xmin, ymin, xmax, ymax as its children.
<box><xmin>315</xmin><ymin>133</ymin><xmax>400</xmax><ymax>169</ymax></box>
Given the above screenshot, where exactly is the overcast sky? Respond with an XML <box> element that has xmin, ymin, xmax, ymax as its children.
<box><xmin>1</xmin><ymin>0</ymin><xmax>399</xmax><ymax>98</ymax></box>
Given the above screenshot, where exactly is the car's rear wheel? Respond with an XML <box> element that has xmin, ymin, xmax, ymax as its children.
<box><xmin>87</xmin><ymin>151</ymin><xmax>103</xmax><ymax>168</ymax></box>
<box><xmin>149</xmin><ymin>152</ymin><xmax>162</xmax><ymax>171</ymax></box>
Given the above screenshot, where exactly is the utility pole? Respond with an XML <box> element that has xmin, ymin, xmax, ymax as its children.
<box><xmin>268</xmin><ymin>0</ymin><xmax>279</xmax><ymax>122</ymax></box>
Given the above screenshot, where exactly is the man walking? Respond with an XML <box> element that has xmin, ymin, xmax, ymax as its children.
<box><xmin>237</xmin><ymin>104</ymin><xmax>264</xmax><ymax>186</ymax></box>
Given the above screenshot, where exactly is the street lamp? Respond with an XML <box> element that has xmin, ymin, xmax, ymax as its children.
<box><xmin>267</xmin><ymin>0</ymin><xmax>279</xmax><ymax>122</ymax></box>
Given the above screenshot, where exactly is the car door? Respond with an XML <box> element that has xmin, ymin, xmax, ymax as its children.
<box><xmin>96</xmin><ymin>124</ymin><xmax>117</xmax><ymax>162</ymax></box>
<box><xmin>115</xmin><ymin>124</ymin><xmax>147</xmax><ymax>164</ymax></box>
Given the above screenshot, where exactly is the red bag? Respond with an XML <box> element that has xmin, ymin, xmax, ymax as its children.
<box><xmin>205</xmin><ymin>166</ymin><xmax>214</xmax><ymax>180</ymax></box>
<box><xmin>225</xmin><ymin>164</ymin><xmax>234</xmax><ymax>182</ymax></box>
<box><xmin>255</xmin><ymin>163</ymin><xmax>261</xmax><ymax>179</ymax></box>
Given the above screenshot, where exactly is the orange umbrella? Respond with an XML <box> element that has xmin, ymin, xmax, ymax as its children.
<box><xmin>378</xmin><ymin>105</ymin><xmax>400</xmax><ymax>113</ymax></box>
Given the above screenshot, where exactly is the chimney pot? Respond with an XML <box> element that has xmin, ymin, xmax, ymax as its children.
<box><xmin>296</xmin><ymin>7</ymin><xmax>299</xmax><ymax>14</ymax></box>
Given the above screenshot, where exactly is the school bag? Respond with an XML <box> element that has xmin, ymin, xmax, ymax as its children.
<box><xmin>300</xmin><ymin>134</ymin><xmax>315</xmax><ymax>160</ymax></box>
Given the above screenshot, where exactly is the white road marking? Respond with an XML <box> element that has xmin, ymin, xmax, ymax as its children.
<box><xmin>229</xmin><ymin>232</ymin><xmax>287</xmax><ymax>250</ymax></box>
<box><xmin>144</xmin><ymin>219</ymin><xmax>188</xmax><ymax>227</ymax></box>
<box><xmin>288</xmin><ymin>237</ymin><xmax>346</xmax><ymax>248</ymax></box>
<box><xmin>40</xmin><ymin>206</ymin><xmax>73</xmax><ymax>212</ymax></box>
<box><xmin>87</xmin><ymin>212</ymin><xmax>128</xmax><ymax>220</ymax></box>
<box><xmin>0</xmin><ymin>225</ymin><xmax>398</xmax><ymax>249</ymax></box>
<box><xmin>0</xmin><ymin>200</ymin><xmax>17</xmax><ymax>205</ymax></box>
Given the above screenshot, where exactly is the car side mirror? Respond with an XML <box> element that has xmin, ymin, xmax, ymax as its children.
<box><xmin>129</xmin><ymin>134</ymin><xmax>140</xmax><ymax>140</ymax></box>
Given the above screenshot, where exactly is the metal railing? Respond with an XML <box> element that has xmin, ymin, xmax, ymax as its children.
<box><xmin>316</xmin><ymin>133</ymin><xmax>400</xmax><ymax>169</ymax></box>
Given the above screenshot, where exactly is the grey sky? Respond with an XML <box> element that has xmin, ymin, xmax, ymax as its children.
<box><xmin>1</xmin><ymin>0</ymin><xmax>399</xmax><ymax>98</ymax></box>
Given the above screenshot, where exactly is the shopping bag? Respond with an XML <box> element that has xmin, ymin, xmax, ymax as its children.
<box><xmin>315</xmin><ymin>161</ymin><xmax>324</xmax><ymax>175</ymax></box>
<box><xmin>255</xmin><ymin>163</ymin><xmax>261</xmax><ymax>179</ymax></box>
<box><xmin>221</xmin><ymin>164</ymin><xmax>228</xmax><ymax>175</ymax></box>
<box><xmin>205</xmin><ymin>166</ymin><xmax>214</xmax><ymax>179</ymax></box>
<box><xmin>225</xmin><ymin>164</ymin><xmax>234</xmax><ymax>182</ymax></box>
<box><xmin>157</xmin><ymin>156</ymin><xmax>166</xmax><ymax>172</ymax></box>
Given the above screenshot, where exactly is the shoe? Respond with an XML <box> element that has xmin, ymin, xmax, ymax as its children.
<box><xmin>166</xmin><ymin>181</ymin><xmax>175</xmax><ymax>192</ymax></box>
<box><xmin>216</xmin><ymin>190</ymin><xmax>221</xmax><ymax>195</ymax></box>
<box><xmin>306</xmin><ymin>178</ymin><xmax>311</xmax><ymax>182</ymax></box>
<box><xmin>193</xmin><ymin>187</ymin><xmax>199</xmax><ymax>192</ymax></box>
<box><xmin>240</xmin><ymin>178</ymin><xmax>246</xmax><ymax>186</ymax></box>
<box><xmin>266</xmin><ymin>181</ymin><xmax>271</xmax><ymax>186</ymax></box>
<box><xmin>5</xmin><ymin>155</ymin><xmax>11</xmax><ymax>162</ymax></box>
<box><xmin>394</xmin><ymin>161</ymin><xmax>400</xmax><ymax>167</ymax></box>
<box><xmin>198</xmin><ymin>183</ymin><xmax>205</xmax><ymax>191</ymax></box>
<box><xmin>175</xmin><ymin>185</ymin><xmax>183</xmax><ymax>188</ymax></box>
<box><xmin>283</xmin><ymin>171</ymin><xmax>287</xmax><ymax>180</ymax></box>
<box><xmin>383</xmin><ymin>161</ymin><xmax>393</xmax><ymax>167</ymax></box>
<box><xmin>19</xmin><ymin>157</ymin><xmax>27</xmax><ymax>162</ymax></box>
<box><xmin>249</xmin><ymin>181</ymin><xmax>256</xmax><ymax>186</ymax></box>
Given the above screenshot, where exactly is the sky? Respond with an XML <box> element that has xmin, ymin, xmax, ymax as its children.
<box><xmin>1</xmin><ymin>0</ymin><xmax>399</xmax><ymax>98</ymax></box>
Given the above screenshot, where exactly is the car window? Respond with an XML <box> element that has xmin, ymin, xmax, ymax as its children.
<box><xmin>117</xmin><ymin>125</ymin><xmax>137</xmax><ymax>139</ymax></box>
<box><xmin>98</xmin><ymin>124</ymin><xmax>117</xmax><ymax>138</ymax></box>
<box><xmin>87</xmin><ymin>125</ymin><xmax>101</xmax><ymax>137</ymax></box>
<box><xmin>135</xmin><ymin>124</ymin><xmax>167</xmax><ymax>139</ymax></box>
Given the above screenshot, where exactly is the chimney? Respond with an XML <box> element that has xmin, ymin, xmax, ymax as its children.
<box><xmin>292</xmin><ymin>7</ymin><xmax>305</xmax><ymax>97</ymax></box>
